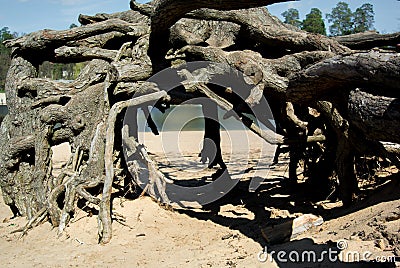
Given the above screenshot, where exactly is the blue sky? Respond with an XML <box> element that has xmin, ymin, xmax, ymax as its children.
<box><xmin>1</xmin><ymin>0</ymin><xmax>399</xmax><ymax>35</ymax></box>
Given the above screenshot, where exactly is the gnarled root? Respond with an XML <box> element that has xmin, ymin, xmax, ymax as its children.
<box><xmin>99</xmin><ymin>91</ymin><xmax>168</xmax><ymax>244</ymax></box>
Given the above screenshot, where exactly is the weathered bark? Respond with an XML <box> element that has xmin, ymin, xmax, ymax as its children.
<box><xmin>334</xmin><ymin>31</ymin><xmax>400</xmax><ymax>50</ymax></box>
<box><xmin>150</xmin><ymin>0</ymin><xmax>294</xmax><ymax>34</ymax></box>
<box><xmin>79</xmin><ymin>10</ymin><xmax>150</xmax><ymax>25</ymax></box>
<box><xmin>348</xmin><ymin>89</ymin><xmax>400</xmax><ymax>143</ymax></box>
<box><xmin>178</xmin><ymin>45</ymin><xmax>335</xmax><ymax>101</ymax></box>
<box><xmin>185</xmin><ymin>8</ymin><xmax>349</xmax><ymax>55</ymax></box>
<box><xmin>55</xmin><ymin>46</ymin><xmax>118</xmax><ymax>61</ymax></box>
<box><xmin>316</xmin><ymin>101</ymin><xmax>358</xmax><ymax>207</ymax></box>
<box><xmin>148</xmin><ymin>0</ymin><xmax>297</xmax><ymax>69</ymax></box>
<box><xmin>130</xmin><ymin>0</ymin><xmax>154</xmax><ymax>16</ymax></box>
<box><xmin>99</xmin><ymin>90</ymin><xmax>168</xmax><ymax>244</ymax></box>
<box><xmin>1</xmin><ymin>0</ymin><xmax>400</xmax><ymax>244</ymax></box>
<box><xmin>5</xmin><ymin>19</ymin><xmax>148</xmax><ymax>53</ymax></box>
<box><xmin>335</xmin><ymin>138</ymin><xmax>358</xmax><ymax>208</ymax></box>
<box><xmin>170</xmin><ymin>18</ymin><xmax>240</xmax><ymax>49</ymax></box>
<box><xmin>196</xmin><ymin>83</ymin><xmax>325</xmax><ymax>145</ymax></box>
<box><xmin>288</xmin><ymin>51</ymin><xmax>400</xmax><ymax>103</ymax></box>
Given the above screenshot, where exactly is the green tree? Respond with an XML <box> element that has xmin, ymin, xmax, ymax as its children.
<box><xmin>1</xmin><ymin>27</ymin><xmax>17</xmax><ymax>54</ymax></box>
<box><xmin>1</xmin><ymin>27</ymin><xmax>15</xmax><ymax>42</ymax></box>
<box><xmin>301</xmin><ymin>8</ymin><xmax>326</xmax><ymax>35</ymax></box>
<box><xmin>326</xmin><ymin>2</ymin><xmax>375</xmax><ymax>36</ymax></box>
<box><xmin>353</xmin><ymin>3</ymin><xmax>375</xmax><ymax>33</ymax></box>
<box><xmin>281</xmin><ymin>8</ymin><xmax>302</xmax><ymax>28</ymax></box>
<box><xmin>0</xmin><ymin>27</ymin><xmax>18</xmax><ymax>92</ymax></box>
<box><xmin>326</xmin><ymin>2</ymin><xmax>353</xmax><ymax>36</ymax></box>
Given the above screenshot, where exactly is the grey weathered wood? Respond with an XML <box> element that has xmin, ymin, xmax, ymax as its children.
<box><xmin>288</xmin><ymin>51</ymin><xmax>400</xmax><ymax>103</ymax></box>
<box><xmin>349</xmin><ymin>89</ymin><xmax>400</xmax><ymax>143</ymax></box>
<box><xmin>99</xmin><ymin>91</ymin><xmax>168</xmax><ymax>244</ymax></box>
<box><xmin>5</xmin><ymin>19</ymin><xmax>149</xmax><ymax>57</ymax></box>
<box><xmin>1</xmin><ymin>0</ymin><xmax>400</xmax><ymax>245</ymax></box>
<box><xmin>55</xmin><ymin>46</ymin><xmax>118</xmax><ymax>61</ymax></box>
<box><xmin>79</xmin><ymin>10</ymin><xmax>150</xmax><ymax>25</ymax></box>
<box><xmin>334</xmin><ymin>31</ymin><xmax>400</xmax><ymax>50</ymax></box>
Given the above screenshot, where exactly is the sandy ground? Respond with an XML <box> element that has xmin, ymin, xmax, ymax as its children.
<box><xmin>0</xmin><ymin>130</ymin><xmax>399</xmax><ymax>267</ymax></box>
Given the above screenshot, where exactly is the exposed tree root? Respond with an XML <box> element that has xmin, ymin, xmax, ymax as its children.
<box><xmin>99</xmin><ymin>91</ymin><xmax>168</xmax><ymax>244</ymax></box>
<box><xmin>1</xmin><ymin>0</ymin><xmax>399</xmax><ymax>245</ymax></box>
<box><xmin>11</xmin><ymin>207</ymin><xmax>47</xmax><ymax>238</ymax></box>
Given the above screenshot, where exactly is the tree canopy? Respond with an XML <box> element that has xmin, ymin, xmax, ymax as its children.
<box><xmin>281</xmin><ymin>8</ymin><xmax>302</xmax><ymax>28</ymax></box>
<box><xmin>326</xmin><ymin>2</ymin><xmax>375</xmax><ymax>36</ymax></box>
<box><xmin>353</xmin><ymin>3</ymin><xmax>375</xmax><ymax>33</ymax></box>
<box><xmin>281</xmin><ymin>2</ymin><xmax>375</xmax><ymax>36</ymax></box>
<box><xmin>0</xmin><ymin>27</ymin><xmax>17</xmax><ymax>54</ymax></box>
<box><xmin>302</xmin><ymin>8</ymin><xmax>326</xmax><ymax>35</ymax></box>
<box><xmin>0</xmin><ymin>27</ymin><xmax>18</xmax><ymax>91</ymax></box>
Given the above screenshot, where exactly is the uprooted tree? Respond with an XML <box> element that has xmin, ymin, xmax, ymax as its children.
<box><xmin>0</xmin><ymin>0</ymin><xmax>399</xmax><ymax>244</ymax></box>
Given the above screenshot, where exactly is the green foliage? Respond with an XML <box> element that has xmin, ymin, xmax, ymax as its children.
<box><xmin>301</xmin><ymin>8</ymin><xmax>326</xmax><ymax>35</ymax></box>
<box><xmin>326</xmin><ymin>2</ymin><xmax>353</xmax><ymax>36</ymax></box>
<box><xmin>38</xmin><ymin>61</ymin><xmax>87</xmax><ymax>80</ymax></box>
<box><xmin>1</xmin><ymin>27</ymin><xmax>17</xmax><ymax>55</ymax></box>
<box><xmin>1</xmin><ymin>27</ymin><xmax>16</xmax><ymax>42</ymax></box>
<box><xmin>353</xmin><ymin>3</ymin><xmax>375</xmax><ymax>33</ymax></box>
<box><xmin>326</xmin><ymin>2</ymin><xmax>375</xmax><ymax>36</ymax></box>
<box><xmin>1</xmin><ymin>25</ymin><xmax>87</xmax><ymax>90</ymax></box>
<box><xmin>0</xmin><ymin>27</ymin><xmax>18</xmax><ymax>91</ymax></box>
<box><xmin>73</xmin><ymin>62</ymin><xmax>86</xmax><ymax>79</ymax></box>
<box><xmin>281</xmin><ymin>8</ymin><xmax>302</xmax><ymax>28</ymax></box>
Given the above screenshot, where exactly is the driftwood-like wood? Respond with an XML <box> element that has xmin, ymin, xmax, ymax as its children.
<box><xmin>79</xmin><ymin>10</ymin><xmax>150</xmax><ymax>25</ymax></box>
<box><xmin>99</xmin><ymin>90</ymin><xmax>168</xmax><ymax>244</ymax></box>
<box><xmin>5</xmin><ymin>19</ymin><xmax>149</xmax><ymax>57</ymax></box>
<box><xmin>334</xmin><ymin>31</ymin><xmax>400</xmax><ymax>50</ymax></box>
<box><xmin>185</xmin><ymin>8</ymin><xmax>349</xmax><ymax>55</ymax></box>
<box><xmin>1</xmin><ymin>0</ymin><xmax>400</xmax><ymax>244</ymax></box>
<box><xmin>196</xmin><ymin>83</ymin><xmax>325</xmax><ymax>145</ymax></box>
<box><xmin>288</xmin><ymin>51</ymin><xmax>400</xmax><ymax>102</ymax></box>
<box><xmin>55</xmin><ymin>46</ymin><xmax>118</xmax><ymax>61</ymax></box>
<box><xmin>349</xmin><ymin>89</ymin><xmax>400</xmax><ymax>143</ymax></box>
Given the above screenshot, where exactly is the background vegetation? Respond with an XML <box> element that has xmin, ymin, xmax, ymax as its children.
<box><xmin>281</xmin><ymin>1</ymin><xmax>375</xmax><ymax>36</ymax></box>
<box><xmin>0</xmin><ymin>24</ymin><xmax>84</xmax><ymax>93</ymax></box>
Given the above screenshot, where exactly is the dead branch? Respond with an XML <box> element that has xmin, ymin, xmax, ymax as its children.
<box><xmin>197</xmin><ymin>83</ymin><xmax>325</xmax><ymax>145</ymax></box>
<box><xmin>79</xmin><ymin>10</ymin><xmax>149</xmax><ymax>25</ymax></box>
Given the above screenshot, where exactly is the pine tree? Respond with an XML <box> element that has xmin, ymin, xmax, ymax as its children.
<box><xmin>281</xmin><ymin>8</ymin><xmax>302</xmax><ymax>28</ymax></box>
<box><xmin>326</xmin><ymin>2</ymin><xmax>353</xmax><ymax>36</ymax></box>
<box><xmin>326</xmin><ymin>2</ymin><xmax>375</xmax><ymax>36</ymax></box>
<box><xmin>353</xmin><ymin>3</ymin><xmax>375</xmax><ymax>33</ymax></box>
<box><xmin>301</xmin><ymin>8</ymin><xmax>326</xmax><ymax>35</ymax></box>
<box><xmin>0</xmin><ymin>27</ymin><xmax>17</xmax><ymax>92</ymax></box>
